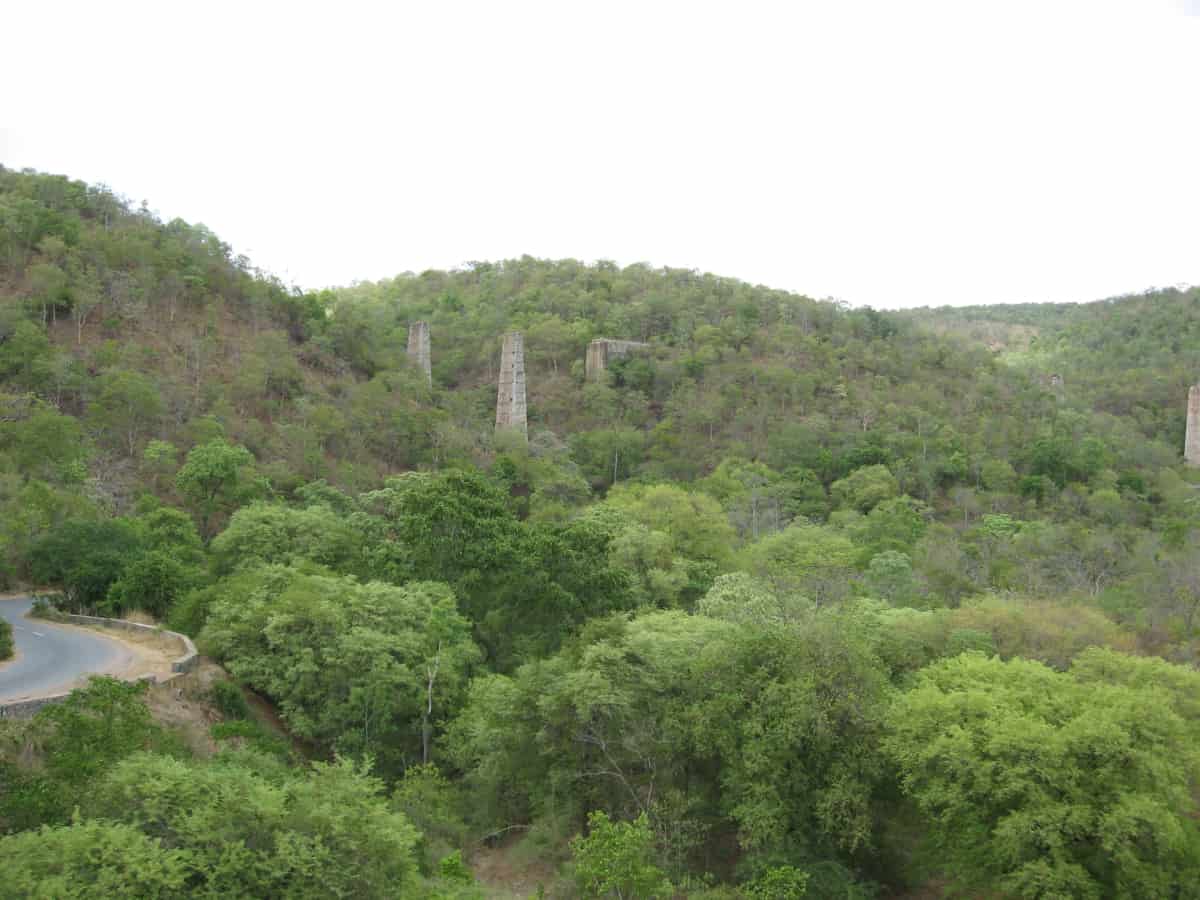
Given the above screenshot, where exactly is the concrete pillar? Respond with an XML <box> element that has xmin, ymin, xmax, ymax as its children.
<box><xmin>1186</xmin><ymin>384</ymin><xmax>1200</xmax><ymax>466</ymax></box>
<box><xmin>407</xmin><ymin>321</ymin><xmax>431</xmax><ymax>387</ymax></box>
<box><xmin>585</xmin><ymin>340</ymin><xmax>608</xmax><ymax>380</ymax></box>
<box><xmin>496</xmin><ymin>332</ymin><xmax>527</xmax><ymax>437</ymax></box>
<box><xmin>585</xmin><ymin>338</ymin><xmax>649</xmax><ymax>381</ymax></box>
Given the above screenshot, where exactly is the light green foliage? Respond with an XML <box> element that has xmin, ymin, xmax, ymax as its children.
<box><xmin>449</xmin><ymin>611</ymin><xmax>735</xmax><ymax>828</ymax></box>
<box><xmin>88</xmin><ymin>368</ymin><xmax>163</xmax><ymax>457</ymax></box>
<box><xmin>604</xmin><ymin>482</ymin><xmax>737</xmax><ymax>568</ymax></box>
<box><xmin>687</xmin><ymin>611</ymin><xmax>891</xmax><ymax>858</ymax></box>
<box><xmin>744</xmin><ymin>866</ymin><xmax>810</xmax><ymax>899</ymax></box>
<box><xmin>174</xmin><ymin>439</ymin><xmax>257</xmax><ymax>539</ymax></box>
<box><xmin>697</xmin><ymin>572</ymin><xmax>810</xmax><ymax>625</ymax></box>
<box><xmin>830</xmin><ymin>464</ymin><xmax>899</xmax><ymax>513</ymax></box>
<box><xmin>80</xmin><ymin>753</ymin><xmax>421</xmax><ymax>898</ymax></box>
<box><xmin>884</xmin><ymin>653</ymin><xmax>1200</xmax><ymax>897</ymax></box>
<box><xmin>141</xmin><ymin>439</ymin><xmax>178</xmax><ymax>488</ymax></box>
<box><xmin>740</xmin><ymin>520</ymin><xmax>858</xmax><ymax>604</ymax></box>
<box><xmin>699</xmin><ymin>457</ymin><xmax>793</xmax><ymax>539</ymax></box>
<box><xmin>0</xmin><ymin>394</ymin><xmax>89</xmax><ymax>483</ymax></box>
<box><xmin>948</xmin><ymin>595</ymin><xmax>1136</xmax><ymax>668</ymax></box>
<box><xmin>201</xmin><ymin>566</ymin><xmax>479</xmax><ymax>771</ymax></box>
<box><xmin>0</xmin><ymin>677</ymin><xmax>169</xmax><ymax>830</ymax></box>
<box><xmin>451</xmin><ymin>608</ymin><xmax>890</xmax><ymax>870</ymax></box>
<box><xmin>0</xmin><ymin>820</ymin><xmax>192</xmax><ymax>899</ymax></box>
<box><xmin>210</xmin><ymin>501</ymin><xmax>363</xmax><ymax>574</ymax></box>
<box><xmin>571</xmin><ymin>811</ymin><xmax>673</xmax><ymax>900</ymax></box>
<box><xmin>863</xmin><ymin>551</ymin><xmax>917</xmax><ymax>605</ymax></box>
<box><xmin>392</xmin><ymin>764</ymin><xmax>472</xmax><ymax>868</ymax></box>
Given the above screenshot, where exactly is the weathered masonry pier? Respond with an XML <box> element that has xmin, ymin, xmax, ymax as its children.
<box><xmin>407</xmin><ymin>321</ymin><xmax>432</xmax><ymax>387</ymax></box>
<box><xmin>496</xmin><ymin>332</ymin><xmax>527</xmax><ymax>437</ymax></box>
<box><xmin>1186</xmin><ymin>384</ymin><xmax>1200</xmax><ymax>466</ymax></box>
<box><xmin>585</xmin><ymin>338</ymin><xmax>649</xmax><ymax>381</ymax></box>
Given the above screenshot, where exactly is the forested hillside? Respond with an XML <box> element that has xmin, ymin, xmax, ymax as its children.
<box><xmin>2</xmin><ymin>166</ymin><xmax>1199</xmax><ymax>897</ymax></box>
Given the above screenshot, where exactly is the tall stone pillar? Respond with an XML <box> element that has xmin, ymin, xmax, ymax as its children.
<box><xmin>496</xmin><ymin>332</ymin><xmax>527</xmax><ymax>437</ymax></box>
<box><xmin>1186</xmin><ymin>384</ymin><xmax>1200</xmax><ymax>466</ymax></box>
<box><xmin>407</xmin><ymin>321</ymin><xmax>431</xmax><ymax>387</ymax></box>
<box><xmin>585</xmin><ymin>338</ymin><xmax>650</xmax><ymax>380</ymax></box>
<box><xmin>585</xmin><ymin>340</ymin><xmax>608</xmax><ymax>381</ymax></box>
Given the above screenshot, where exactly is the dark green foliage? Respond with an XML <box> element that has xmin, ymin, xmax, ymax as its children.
<box><xmin>208</xmin><ymin>679</ymin><xmax>249</xmax><ymax>720</ymax></box>
<box><xmin>0</xmin><ymin>617</ymin><xmax>11</xmax><ymax>660</ymax></box>
<box><xmin>0</xmin><ymin>677</ymin><xmax>173</xmax><ymax>831</ymax></box>
<box><xmin>29</xmin><ymin>519</ymin><xmax>143</xmax><ymax>612</ymax></box>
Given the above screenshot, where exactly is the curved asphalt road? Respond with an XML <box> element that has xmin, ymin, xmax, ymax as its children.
<box><xmin>0</xmin><ymin>597</ymin><xmax>133</xmax><ymax>702</ymax></box>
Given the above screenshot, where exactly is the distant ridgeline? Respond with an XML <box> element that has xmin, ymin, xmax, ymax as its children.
<box><xmin>1</xmin><ymin>163</ymin><xmax>1198</xmax><ymax>512</ymax></box>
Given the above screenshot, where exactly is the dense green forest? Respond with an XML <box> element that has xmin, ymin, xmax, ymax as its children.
<box><xmin>2</xmin><ymin>166</ymin><xmax>1199</xmax><ymax>898</ymax></box>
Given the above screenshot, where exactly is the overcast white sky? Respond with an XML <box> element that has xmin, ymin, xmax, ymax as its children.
<box><xmin>3</xmin><ymin>0</ymin><xmax>1198</xmax><ymax>308</ymax></box>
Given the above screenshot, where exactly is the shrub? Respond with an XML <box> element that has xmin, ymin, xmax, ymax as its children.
<box><xmin>209</xmin><ymin>679</ymin><xmax>249</xmax><ymax>720</ymax></box>
<box><xmin>0</xmin><ymin>617</ymin><xmax>12</xmax><ymax>660</ymax></box>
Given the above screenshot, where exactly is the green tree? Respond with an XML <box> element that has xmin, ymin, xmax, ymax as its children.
<box><xmin>884</xmin><ymin>653</ymin><xmax>1200</xmax><ymax>897</ymax></box>
<box><xmin>174</xmin><ymin>439</ymin><xmax>257</xmax><ymax>540</ymax></box>
<box><xmin>210</xmin><ymin>501</ymin><xmax>363</xmax><ymax>575</ymax></box>
<box><xmin>571</xmin><ymin>811</ymin><xmax>673</xmax><ymax>900</ymax></box>
<box><xmin>0</xmin><ymin>820</ymin><xmax>192</xmax><ymax>899</ymax></box>
<box><xmin>105</xmin><ymin>550</ymin><xmax>200</xmax><ymax>618</ymax></box>
<box><xmin>88</xmin><ymin>369</ymin><xmax>163</xmax><ymax>457</ymax></box>
<box><xmin>201</xmin><ymin>567</ymin><xmax>479</xmax><ymax>771</ymax></box>
<box><xmin>830</xmin><ymin>464</ymin><xmax>899</xmax><ymax>513</ymax></box>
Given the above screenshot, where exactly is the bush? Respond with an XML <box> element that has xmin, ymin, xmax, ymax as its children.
<box><xmin>30</xmin><ymin>594</ymin><xmax>68</xmax><ymax>620</ymax></box>
<box><xmin>0</xmin><ymin>617</ymin><xmax>12</xmax><ymax>660</ymax></box>
<box><xmin>209</xmin><ymin>720</ymin><xmax>292</xmax><ymax>762</ymax></box>
<box><xmin>571</xmin><ymin>811</ymin><xmax>672</xmax><ymax>900</ymax></box>
<box><xmin>209</xmin><ymin>679</ymin><xmax>249</xmax><ymax>720</ymax></box>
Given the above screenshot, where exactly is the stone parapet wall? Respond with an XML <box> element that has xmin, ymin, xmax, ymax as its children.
<box><xmin>0</xmin><ymin>616</ymin><xmax>199</xmax><ymax>719</ymax></box>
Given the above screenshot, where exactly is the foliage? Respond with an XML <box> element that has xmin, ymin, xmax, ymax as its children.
<box><xmin>74</xmin><ymin>753</ymin><xmax>422</xmax><ymax>898</ymax></box>
<box><xmin>0</xmin><ymin>819</ymin><xmax>192</xmax><ymax>899</ymax></box>
<box><xmin>174</xmin><ymin>439</ymin><xmax>258</xmax><ymax>540</ymax></box>
<box><xmin>5</xmin><ymin>166</ymin><xmax>1200</xmax><ymax>897</ymax></box>
<box><xmin>201</xmin><ymin>566</ymin><xmax>479</xmax><ymax>773</ymax></box>
<box><xmin>884</xmin><ymin>653</ymin><xmax>1200</xmax><ymax>897</ymax></box>
<box><xmin>570</xmin><ymin>811</ymin><xmax>673</xmax><ymax>900</ymax></box>
<box><xmin>208</xmin><ymin>679</ymin><xmax>249</xmax><ymax>720</ymax></box>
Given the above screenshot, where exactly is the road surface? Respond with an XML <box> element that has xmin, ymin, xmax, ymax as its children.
<box><xmin>0</xmin><ymin>597</ymin><xmax>134</xmax><ymax>702</ymax></box>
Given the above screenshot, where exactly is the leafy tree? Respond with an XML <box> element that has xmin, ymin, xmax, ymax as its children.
<box><xmin>174</xmin><ymin>439</ymin><xmax>257</xmax><ymax>540</ymax></box>
<box><xmin>29</xmin><ymin>519</ymin><xmax>143</xmax><ymax>611</ymax></box>
<box><xmin>571</xmin><ymin>811</ymin><xmax>673</xmax><ymax>900</ymax></box>
<box><xmin>105</xmin><ymin>550</ymin><xmax>200</xmax><ymax>618</ymax></box>
<box><xmin>88</xmin><ymin>369</ymin><xmax>163</xmax><ymax>457</ymax></box>
<box><xmin>830</xmin><ymin>464</ymin><xmax>899</xmax><ymax>513</ymax></box>
<box><xmin>741</xmin><ymin>521</ymin><xmax>857</xmax><ymax>604</ymax></box>
<box><xmin>884</xmin><ymin>653</ymin><xmax>1200</xmax><ymax>897</ymax></box>
<box><xmin>82</xmin><ymin>753</ymin><xmax>422</xmax><ymax>898</ymax></box>
<box><xmin>0</xmin><ymin>820</ymin><xmax>192</xmax><ymax>899</ymax></box>
<box><xmin>201</xmin><ymin>567</ymin><xmax>479</xmax><ymax>772</ymax></box>
<box><xmin>210</xmin><ymin>501</ymin><xmax>364</xmax><ymax>575</ymax></box>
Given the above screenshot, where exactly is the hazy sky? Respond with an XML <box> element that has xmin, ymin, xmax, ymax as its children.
<box><xmin>3</xmin><ymin>0</ymin><xmax>1197</xmax><ymax>308</ymax></box>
